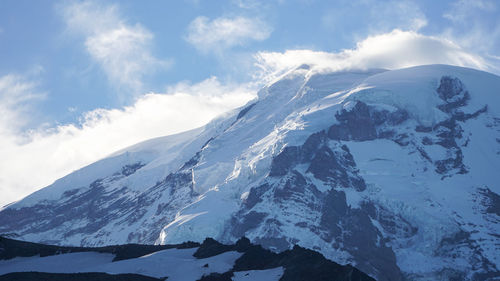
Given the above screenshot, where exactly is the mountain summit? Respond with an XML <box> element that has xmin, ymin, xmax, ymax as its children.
<box><xmin>1</xmin><ymin>64</ymin><xmax>499</xmax><ymax>280</ymax></box>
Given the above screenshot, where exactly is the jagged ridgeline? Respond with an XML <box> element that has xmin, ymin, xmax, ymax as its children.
<box><xmin>1</xmin><ymin>65</ymin><xmax>500</xmax><ymax>281</ymax></box>
<box><xmin>0</xmin><ymin>236</ymin><xmax>374</xmax><ymax>281</ymax></box>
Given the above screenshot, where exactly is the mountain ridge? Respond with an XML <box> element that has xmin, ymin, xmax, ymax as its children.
<box><xmin>0</xmin><ymin>236</ymin><xmax>374</xmax><ymax>281</ymax></box>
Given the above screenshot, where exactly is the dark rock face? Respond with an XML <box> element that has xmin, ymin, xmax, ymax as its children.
<box><xmin>269</xmin><ymin>146</ymin><xmax>300</xmax><ymax>177</ymax></box>
<box><xmin>475</xmin><ymin>188</ymin><xmax>500</xmax><ymax>217</ymax></box>
<box><xmin>437</xmin><ymin>76</ymin><xmax>469</xmax><ymax>112</ymax></box>
<box><xmin>234</xmin><ymin>244</ymin><xmax>375</xmax><ymax>281</ymax></box>
<box><xmin>120</xmin><ymin>162</ymin><xmax>145</xmax><ymax>176</ymax></box>
<box><xmin>198</xmin><ymin>272</ymin><xmax>233</xmax><ymax>281</ymax></box>
<box><xmin>180</xmin><ymin>152</ymin><xmax>201</xmax><ymax>170</ymax></box>
<box><xmin>328</xmin><ymin>102</ymin><xmax>377</xmax><ymax>141</ymax></box>
<box><xmin>318</xmin><ymin>192</ymin><xmax>401</xmax><ymax>281</ymax></box>
<box><xmin>0</xmin><ymin>236</ymin><xmax>198</xmax><ymax>262</ymax></box>
<box><xmin>195</xmin><ymin>237</ymin><xmax>375</xmax><ymax>281</ymax></box>
<box><xmin>307</xmin><ymin>144</ymin><xmax>365</xmax><ymax>190</ymax></box>
<box><xmin>328</xmin><ymin>101</ymin><xmax>409</xmax><ymax>142</ymax></box>
<box><xmin>270</xmin><ymin>131</ymin><xmax>366</xmax><ymax>191</ymax></box>
<box><xmin>367</xmin><ymin>203</ymin><xmax>418</xmax><ymax>239</ymax></box>
<box><xmin>193</xmin><ymin>238</ymin><xmax>234</xmax><ymax>259</ymax></box>
<box><xmin>236</xmin><ymin>103</ymin><xmax>257</xmax><ymax>120</ymax></box>
<box><xmin>484</xmin><ymin>190</ymin><xmax>500</xmax><ymax>217</ymax></box>
<box><xmin>230</xmin><ymin>211</ymin><xmax>269</xmax><ymax>239</ymax></box>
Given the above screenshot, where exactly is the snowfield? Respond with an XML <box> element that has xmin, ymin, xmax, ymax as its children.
<box><xmin>0</xmin><ymin>248</ymin><xmax>243</xmax><ymax>281</ymax></box>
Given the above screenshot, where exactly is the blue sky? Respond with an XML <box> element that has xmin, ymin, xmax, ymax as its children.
<box><xmin>1</xmin><ymin>0</ymin><xmax>499</xmax><ymax>206</ymax></box>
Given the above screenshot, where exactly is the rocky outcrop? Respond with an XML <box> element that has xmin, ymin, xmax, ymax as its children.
<box><xmin>195</xmin><ymin>237</ymin><xmax>375</xmax><ymax>281</ymax></box>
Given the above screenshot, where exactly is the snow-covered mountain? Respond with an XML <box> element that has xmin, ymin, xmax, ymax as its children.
<box><xmin>1</xmin><ymin>64</ymin><xmax>499</xmax><ymax>280</ymax></box>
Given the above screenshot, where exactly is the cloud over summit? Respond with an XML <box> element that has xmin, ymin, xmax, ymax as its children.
<box><xmin>255</xmin><ymin>30</ymin><xmax>489</xmax><ymax>83</ymax></box>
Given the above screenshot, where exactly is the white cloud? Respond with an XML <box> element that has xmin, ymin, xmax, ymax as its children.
<box><xmin>0</xmin><ymin>75</ymin><xmax>255</xmax><ymax>207</ymax></box>
<box><xmin>185</xmin><ymin>16</ymin><xmax>272</xmax><ymax>54</ymax></box>
<box><xmin>255</xmin><ymin>30</ymin><xmax>489</xmax><ymax>83</ymax></box>
<box><xmin>60</xmin><ymin>1</ymin><xmax>170</xmax><ymax>95</ymax></box>
<box><xmin>389</xmin><ymin>1</ymin><xmax>428</xmax><ymax>31</ymax></box>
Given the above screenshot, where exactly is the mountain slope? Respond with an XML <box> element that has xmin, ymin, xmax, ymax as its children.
<box><xmin>1</xmin><ymin>64</ymin><xmax>499</xmax><ymax>280</ymax></box>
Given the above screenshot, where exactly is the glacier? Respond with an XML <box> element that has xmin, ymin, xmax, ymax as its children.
<box><xmin>0</xmin><ymin>64</ymin><xmax>499</xmax><ymax>280</ymax></box>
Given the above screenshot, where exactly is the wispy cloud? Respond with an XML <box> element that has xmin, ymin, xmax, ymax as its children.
<box><xmin>443</xmin><ymin>0</ymin><xmax>496</xmax><ymax>22</ymax></box>
<box><xmin>185</xmin><ymin>16</ymin><xmax>272</xmax><ymax>54</ymax></box>
<box><xmin>0</xmin><ymin>73</ymin><xmax>45</xmax><ymax>136</ymax></box>
<box><xmin>60</xmin><ymin>1</ymin><xmax>171</xmax><ymax>96</ymax></box>
<box><xmin>0</xmin><ymin>75</ymin><xmax>255</xmax><ymax>207</ymax></box>
<box><xmin>322</xmin><ymin>0</ymin><xmax>427</xmax><ymax>37</ymax></box>
<box><xmin>232</xmin><ymin>0</ymin><xmax>265</xmax><ymax>9</ymax></box>
<box><xmin>442</xmin><ymin>0</ymin><xmax>500</xmax><ymax>56</ymax></box>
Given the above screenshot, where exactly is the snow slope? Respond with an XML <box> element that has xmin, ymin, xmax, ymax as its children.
<box><xmin>0</xmin><ymin>248</ymin><xmax>242</xmax><ymax>280</ymax></box>
<box><xmin>1</xmin><ymin>64</ymin><xmax>499</xmax><ymax>281</ymax></box>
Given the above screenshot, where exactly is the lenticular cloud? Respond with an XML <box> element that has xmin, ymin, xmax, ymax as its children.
<box><xmin>255</xmin><ymin>30</ymin><xmax>488</xmax><ymax>83</ymax></box>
